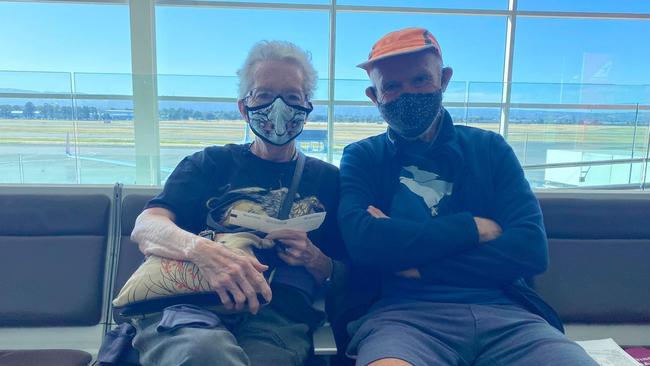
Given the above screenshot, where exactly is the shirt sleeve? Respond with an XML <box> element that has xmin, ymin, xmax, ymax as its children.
<box><xmin>338</xmin><ymin>141</ymin><xmax>479</xmax><ymax>271</ymax></box>
<box><xmin>417</xmin><ymin>133</ymin><xmax>548</xmax><ymax>287</ymax></box>
<box><xmin>146</xmin><ymin>150</ymin><xmax>214</xmax><ymax>234</ymax></box>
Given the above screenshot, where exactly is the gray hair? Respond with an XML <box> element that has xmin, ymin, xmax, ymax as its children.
<box><xmin>237</xmin><ymin>40</ymin><xmax>318</xmax><ymax>100</ymax></box>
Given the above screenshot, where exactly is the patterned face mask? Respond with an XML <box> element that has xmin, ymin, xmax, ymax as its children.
<box><xmin>378</xmin><ymin>90</ymin><xmax>443</xmax><ymax>139</ymax></box>
<box><xmin>245</xmin><ymin>96</ymin><xmax>313</xmax><ymax>146</ymax></box>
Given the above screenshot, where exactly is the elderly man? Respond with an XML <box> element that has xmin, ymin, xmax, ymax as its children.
<box><xmin>128</xmin><ymin>40</ymin><xmax>344</xmax><ymax>366</ymax></box>
<box><xmin>337</xmin><ymin>28</ymin><xmax>598</xmax><ymax>366</ymax></box>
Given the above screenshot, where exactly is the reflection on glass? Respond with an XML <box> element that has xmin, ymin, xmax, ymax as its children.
<box><xmin>512</xmin><ymin>18</ymin><xmax>650</xmax><ymax>87</ymax></box>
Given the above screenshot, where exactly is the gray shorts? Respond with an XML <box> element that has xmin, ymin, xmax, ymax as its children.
<box><xmin>347</xmin><ymin>300</ymin><xmax>599</xmax><ymax>366</ymax></box>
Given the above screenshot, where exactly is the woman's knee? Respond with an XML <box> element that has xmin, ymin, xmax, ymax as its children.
<box><xmin>181</xmin><ymin>329</ymin><xmax>249</xmax><ymax>364</ymax></box>
<box><xmin>140</xmin><ymin>328</ymin><xmax>249</xmax><ymax>366</ymax></box>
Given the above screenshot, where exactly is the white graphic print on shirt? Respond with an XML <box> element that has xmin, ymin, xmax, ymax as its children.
<box><xmin>399</xmin><ymin>165</ymin><xmax>453</xmax><ymax>216</ymax></box>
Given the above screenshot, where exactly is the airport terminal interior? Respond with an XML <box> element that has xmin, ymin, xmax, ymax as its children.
<box><xmin>0</xmin><ymin>1</ymin><xmax>649</xmax><ymax>365</ymax></box>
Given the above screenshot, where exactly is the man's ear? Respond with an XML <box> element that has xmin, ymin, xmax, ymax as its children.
<box><xmin>366</xmin><ymin>86</ymin><xmax>379</xmax><ymax>105</ymax></box>
<box><xmin>237</xmin><ymin>99</ymin><xmax>249</xmax><ymax>122</ymax></box>
<box><xmin>441</xmin><ymin>67</ymin><xmax>453</xmax><ymax>92</ymax></box>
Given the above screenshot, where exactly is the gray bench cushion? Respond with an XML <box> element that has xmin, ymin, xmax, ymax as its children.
<box><xmin>536</xmin><ymin>238</ymin><xmax>650</xmax><ymax>323</ymax></box>
<box><xmin>0</xmin><ymin>349</ymin><xmax>91</xmax><ymax>366</ymax></box>
<box><xmin>536</xmin><ymin>195</ymin><xmax>650</xmax><ymax>324</ymax></box>
<box><xmin>0</xmin><ymin>194</ymin><xmax>110</xmax><ymax>326</ymax></box>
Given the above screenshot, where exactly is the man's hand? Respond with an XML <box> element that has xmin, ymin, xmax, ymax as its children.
<box><xmin>367</xmin><ymin>205</ymin><xmax>421</xmax><ymax>279</ymax></box>
<box><xmin>190</xmin><ymin>237</ymin><xmax>272</xmax><ymax>314</ymax></box>
<box><xmin>474</xmin><ymin>217</ymin><xmax>503</xmax><ymax>243</ymax></box>
<box><xmin>265</xmin><ymin>229</ymin><xmax>332</xmax><ymax>283</ymax></box>
<box><xmin>367</xmin><ymin>205</ymin><xmax>389</xmax><ymax>219</ymax></box>
<box><xmin>395</xmin><ymin>268</ymin><xmax>421</xmax><ymax>279</ymax></box>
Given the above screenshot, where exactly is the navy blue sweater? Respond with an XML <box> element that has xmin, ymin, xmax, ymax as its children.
<box><xmin>335</xmin><ymin>109</ymin><xmax>562</xmax><ymax>331</ymax></box>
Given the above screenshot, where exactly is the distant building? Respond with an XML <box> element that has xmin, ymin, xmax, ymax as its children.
<box><xmin>103</xmin><ymin>109</ymin><xmax>134</xmax><ymax>122</ymax></box>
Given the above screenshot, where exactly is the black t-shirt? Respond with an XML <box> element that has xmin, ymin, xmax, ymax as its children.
<box><xmin>146</xmin><ymin>143</ymin><xmax>344</xmax><ymax>312</ymax></box>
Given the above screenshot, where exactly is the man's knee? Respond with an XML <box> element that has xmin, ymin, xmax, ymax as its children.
<box><xmin>367</xmin><ymin>358</ymin><xmax>414</xmax><ymax>366</ymax></box>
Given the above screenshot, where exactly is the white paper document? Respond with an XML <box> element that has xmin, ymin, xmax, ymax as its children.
<box><xmin>576</xmin><ymin>338</ymin><xmax>641</xmax><ymax>366</ymax></box>
<box><xmin>227</xmin><ymin>210</ymin><xmax>326</xmax><ymax>234</ymax></box>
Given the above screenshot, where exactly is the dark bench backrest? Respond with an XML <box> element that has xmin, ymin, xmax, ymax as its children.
<box><xmin>535</xmin><ymin>192</ymin><xmax>650</xmax><ymax>324</ymax></box>
<box><xmin>0</xmin><ymin>193</ymin><xmax>111</xmax><ymax>326</ymax></box>
<box><xmin>112</xmin><ymin>193</ymin><xmax>156</xmax><ymax>323</ymax></box>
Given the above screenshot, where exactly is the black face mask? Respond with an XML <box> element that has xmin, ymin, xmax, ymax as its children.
<box><xmin>377</xmin><ymin>90</ymin><xmax>443</xmax><ymax>139</ymax></box>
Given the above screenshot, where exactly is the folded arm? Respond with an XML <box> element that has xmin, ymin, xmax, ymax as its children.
<box><xmin>338</xmin><ymin>142</ymin><xmax>480</xmax><ymax>271</ymax></box>
<box><xmin>417</xmin><ymin>134</ymin><xmax>548</xmax><ymax>287</ymax></box>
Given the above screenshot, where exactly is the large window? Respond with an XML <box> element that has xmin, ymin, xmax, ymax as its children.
<box><xmin>155</xmin><ymin>5</ymin><xmax>330</xmax><ymax>178</ymax></box>
<box><xmin>333</xmin><ymin>12</ymin><xmax>506</xmax><ymax>163</ymax></box>
<box><xmin>510</xmin><ymin>17</ymin><xmax>650</xmax><ymax>187</ymax></box>
<box><xmin>0</xmin><ymin>2</ymin><xmax>133</xmax><ymax>184</ymax></box>
<box><xmin>1</xmin><ymin>0</ymin><xmax>649</xmax><ymax>189</ymax></box>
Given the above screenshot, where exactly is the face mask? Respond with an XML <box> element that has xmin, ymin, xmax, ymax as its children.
<box><xmin>245</xmin><ymin>96</ymin><xmax>313</xmax><ymax>146</ymax></box>
<box><xmin>377</xmin><ymin>90</ymin><xmax>443</xmax><ymax>139</ymax></box>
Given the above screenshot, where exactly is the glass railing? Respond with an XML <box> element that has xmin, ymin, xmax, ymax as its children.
<box><xmin>1</xmin><ymin>71</ymin><xmax>649</xmax><ymax>189</ymax></box>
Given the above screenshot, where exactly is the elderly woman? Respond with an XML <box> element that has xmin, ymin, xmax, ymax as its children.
<box><xmin>129</xmin><ymin>41</ymin><xmax>344</xmax><ymax>366</ymax></box>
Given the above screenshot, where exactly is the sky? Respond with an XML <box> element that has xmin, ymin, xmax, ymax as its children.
<box><xmin>0</xmin><ymin>1</ymin><xmax>649</xmax><ymax>103</ymax></box>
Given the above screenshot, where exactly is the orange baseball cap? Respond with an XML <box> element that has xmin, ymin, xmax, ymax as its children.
<box><xmin>357</xmin><ymin>27</ymin><xmax>443</xmax><ymax>70</ymax></box>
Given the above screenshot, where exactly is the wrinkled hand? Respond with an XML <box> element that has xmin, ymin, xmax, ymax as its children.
<box><xmin>190</xmin><ymin>236</ymin><xmax>272</xmax><ymax>314</ymax></box>
<box><xmin>367</xmin><ymin>205</ymin><xmax>421</xmax><ymax>279</ymax></box>
<box><xmin>265</xmin><ymin>229</ymin><xmax>322</xmax><ymax>267</ymax></box>
<box><xmin>474</xmin><ymin>217</ymin><xmax>503</xmax><ymax>243</ymax></box>
<box><xmin>266</xmin><ymin>229</ymin><xmax>333</xmax><ymax>283</ymax></box>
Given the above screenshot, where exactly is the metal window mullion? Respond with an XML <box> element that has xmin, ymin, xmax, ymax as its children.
<box><xmin>499</xmin><ymin>0</ymin><xmax>517</xmax><ymax>138</ymax></box>
<box><xmin>327</xmin><ymin>0</ymin><xmax>336</xmax><ymax>163</ymax></box>
<box><xmin>70</xmin><ymin>72</ymin><xmax>82</xmax><ymax>184</ymax></box>
<box><xmin>129</xmin><ymin>0</ymin><xmax>161</xmax><ymax>185</ymax></box>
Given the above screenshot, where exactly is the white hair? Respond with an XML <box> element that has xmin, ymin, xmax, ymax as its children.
<box><xmin>237</xmin><ymin>40</ymin><xmax>318</xmax><ymax>100</ymax></box>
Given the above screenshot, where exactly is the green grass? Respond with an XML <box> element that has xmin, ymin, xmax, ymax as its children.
<box><xmin>1</xmin><ymin>119</ymin><xmax>647</xmax><ymax>151</ymax></box>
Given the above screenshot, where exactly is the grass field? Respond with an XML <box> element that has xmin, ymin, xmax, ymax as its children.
<box><xmin>1</xmin><ymin>118</ymin><xmax>648</xmax><ymax>186</ymax></box>
<box><xmin>2</xmin><ymin>118</ymin><xmax>648</xmax><ymax>152</ymax></box>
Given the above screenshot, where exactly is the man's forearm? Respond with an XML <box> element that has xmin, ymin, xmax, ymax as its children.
<box><xmin>418</xmin><ymin>226</ymin><xmax>548</xmax><ymax>287</ymax></box>
<box><xmin>341</xmin><ymin>211</ymin><xmax>479</xmax><ymax>271</ymax></box>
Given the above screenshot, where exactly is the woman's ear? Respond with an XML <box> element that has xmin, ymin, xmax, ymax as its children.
<box><xmin>237</xmin><ymin>99</ymin><xmax>249</xmax><ymax>122</ymax></box>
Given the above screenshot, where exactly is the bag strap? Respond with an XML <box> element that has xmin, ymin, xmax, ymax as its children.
<box><xmin>206</xmin><ymin>149</ymin><xmax>305</xmax><ymax>230</ymax></box>
<box><xmin>277</xmin><ymin>150</ymin><xmax>305</xmax><ymax>220</ymax></box>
